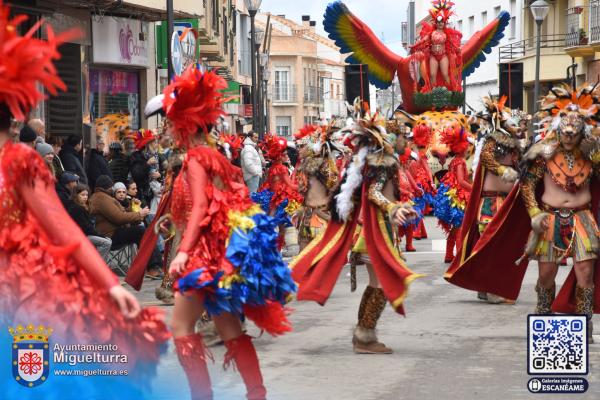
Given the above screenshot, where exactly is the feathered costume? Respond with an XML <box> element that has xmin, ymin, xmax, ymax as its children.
<box><xmin>323</xmin><ymin>0</ymin><xmax>510</xmax><ymax>114</ymax></box>
<box><xmin>163</xmin><ymin>66</ymin><xmax>295</xmax><ymax>399</ymax></box>
<box><xmin>0</xmin><ymin>3</ymin><xmax>170</xmax><ymax>397</ymax></box>
<box><xmin>445</xmin><ymin>97</ymin><xmax>531</xmax><ymax>302</ymax></box>
<box><xmin>433</xmin><ymin>125</ymin><xmax>473</xmax><ymax>262</ymax></box>
<box><xmin>291</xmin><ymin>113</ymin><xmax>422</xmax><ymax>354</ymax></box>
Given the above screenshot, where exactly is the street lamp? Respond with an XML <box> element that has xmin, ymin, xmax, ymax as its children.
<box><xmin>245</xmin><ymin>0</ymin><xmax>262</xmax><ymax>134</ymax></box>
<box><xmin>530</xmin><ymin>0</ymin><xmax>550</xmax><ymax>115</ymax></box>
<box><xmin>254</xmin><ymin>27</ymin><xmax>265</xmax><ymax>135</ymax></box>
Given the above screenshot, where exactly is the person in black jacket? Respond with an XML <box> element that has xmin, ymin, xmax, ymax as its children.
<box><xmin>59</xmin><ymin>134</ymin><xmax>88</xmax><ymax>184</ymax></box>
<box><xmin>67</xmin><ymin>184</ymin><xmax>112</xmax><ymax>261</ymax></box>
<box><xmin>86</xmin><ymin>136</ymin><xmax>112</xmax><ymax>190</ymax></box>
<box><xmin>108</xmin><ymin>141</ymin><xmax>130</xmax><ymax>184</ymax></box>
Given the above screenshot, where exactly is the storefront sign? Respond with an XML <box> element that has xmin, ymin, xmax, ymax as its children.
<box><xmin>89</xmin><ymin>69</ymin><xmax>139</xmax><ymax>94</ymax></box>
<box><xmin>92</xmin><ymin>17</ymin><xmax>149</xmax><ymax>67</ymax></box>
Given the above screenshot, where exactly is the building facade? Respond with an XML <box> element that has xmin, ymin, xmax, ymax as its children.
<box><xmin>256</xmin><ymin>13</ymin><xmax>346</xmax><ymax>139</ymax></box>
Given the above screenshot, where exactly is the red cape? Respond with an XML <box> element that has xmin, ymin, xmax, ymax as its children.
<box><xmin>446</xmin><ymin>165</ymin><xmax>600</xmax><ymax>313</ymax></box>
<box><xmin>125</xmin><ymin>190</ymin><xmax>172</xmax><ymax>291</ymax></box>
<box><xmin>290</xmin><ymin>178</ymin><xmax>422</xmax><ymax>315</ymax></box>
<box><xmin>444</xmin><ymin>164</ymin><xmax>530</xmax><ymax>300</ymax></box>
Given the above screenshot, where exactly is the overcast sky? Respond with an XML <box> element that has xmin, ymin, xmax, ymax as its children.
<box><xmin>259</xmin><ymin>0</ymin><xmax>409</xmax><ymax>56</ymax></box>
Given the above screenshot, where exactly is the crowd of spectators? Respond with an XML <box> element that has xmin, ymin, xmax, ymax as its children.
<box><xmin>10</xmin><ymin>123</ymin><xmax>170</xmax><ymax>279</ymax></box>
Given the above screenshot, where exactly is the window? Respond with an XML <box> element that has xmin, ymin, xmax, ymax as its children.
<box><xmin>458</xmin><ymin>20</ymin><xmax>463</xmax><ymax>34</ymax></box>
<box><xmin>276</xmin><ymin>116</ymin><xmax>292</xmax><ymax>137</ymax></box>
<box><xmin>468</xmin><ymin>16</ymin><xmax>474</xmax><ymax>35</ymax></box>
<box><xmin>481</xmin><ymin>11</ymin><xmax>487</xmax><ymax>26</ymax></box>
<box><xmin>274</xmin><ymin>68</ymin><xmax>290</xmax><ymax>101</ymax></box>
<box><xmin>510</xmin><ymin>0</ymin><xmax>517</xmax><ymax>38</ymax></box>
<box><xmin>212</xmin><ymin>0</ymin><xmax>219</xmax><ymax>35</ymax></box>
<box><xmin>494</xmin><ymin>6</ymin><xmax>501</xmax><ymax>17</ymax></box>
<box><xmin>90</xmin><ymin>68</ymin><xmax>140</xmax><ymax>131</ymax></box>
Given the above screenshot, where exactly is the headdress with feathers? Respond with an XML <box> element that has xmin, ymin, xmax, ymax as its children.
<box><xmin>219</xmin><ymin>134</ymin><xmax>242</xmax><ymax>160</ymax></box>
<box><xmin>260</xmin><ymin>134</ymin><xmax>289</xmax><ymax>162</ymax></box>
<box><xmin>537</xmin><ymin>83</ymin><xmax>600</xmax><ymax>134</ymax></box>
<box><xmin>162</xmin><ymin>66</ymin><xmax>228</xmax><ymax>147</ymax></box>
<box><xmin>481</xmin><ymin>95</ymin><xmax>530</xmax><ymax>137</ymax></box>
<box><xmin>0</xmin><ymin>0</ymin><xmax>79</xmax><ymax>121</ymax></box>
<box><xmin>429</xmin><ymin>0</ymin><xmax>455</xmax><ymax>23</ymax></box>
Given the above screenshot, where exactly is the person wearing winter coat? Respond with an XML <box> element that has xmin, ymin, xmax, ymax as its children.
<box><xmin>86</xmin><ymin>136</ymin><xmax>112</xmax><ymax>190</ymax></box>
<box><xmin>240</xmin><ymin>132</ymin><xmax>263</xmax><ymax>193</ymax></box>
<box><xmin>59</xmin><ymin>134</ymin><xmax>88</xmax><ymax>184</ymax></box>
<box><xmin>108</xmin><ymin>141</ymin><xmax>130</xmax><ymax>184</ymax></box>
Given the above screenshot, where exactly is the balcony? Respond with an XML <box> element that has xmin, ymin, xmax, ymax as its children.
<box><xmin>498</xmin><ymin>34</ymin><xmax>566</xmax><ymax>62</ymax></box>
<box><xmin>591</xmin><ymin>0</ymin><xmax>600</xmax><ymax>44</ymax></box>
<box><xmin>564</xmin><ymin>6</ymin><xmax>594</xmax><ymax>57</ymax></box>
<box><xmin>269</xmin><ymin>85</ymin><xmax>298</xmax><ymax>104</ymax></box>
<box><xmin>304</xmin><ymin>86</ymin><xmax>323</xmax><ymax>104</ymax></box>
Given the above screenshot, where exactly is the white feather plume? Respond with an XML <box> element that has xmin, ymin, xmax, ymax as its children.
<box><xmin>335</xmin><ymin>146</ymin><xmax>368</xmax><ymax>222</ymax></box>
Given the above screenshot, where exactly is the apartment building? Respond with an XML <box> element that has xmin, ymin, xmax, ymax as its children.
<box><xmin>255</xmin><ymin>13</ymin><xmax>346</xmax><ymax>139</ymax></box>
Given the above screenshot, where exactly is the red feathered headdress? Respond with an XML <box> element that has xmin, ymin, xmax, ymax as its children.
<box><xmin>260</xmin><ymin>134</ymin><xmax>288</xmax><ymax>162</ymax></box>
<box><xmin>398</xmin><ymin>147</ymin><xmax>412</xmax><ymax>165</ymax></box>
<box><xmin>440</xmin><ymin>125</ymin><xmax>471</xmax><ymax>155</ymax></box>
<box><xmin>429</xmin><ymin>0</ymin><xmax>455</xmax><ymax>23</ymax></box>
<box><xmin>219</xmin><ymin>133</ymin><xmax>243</xmax><ymax>159</ymax></box>
<box><xmin>294</xmin><ymin>124</ymin><xmax>318</xmax><ymax>140</ymax></box>
<box><xmin>130</xmin><ymin>129</ymin><xmax>157</xmax><ymax>150</ymax></box>
<box><xmin>412</xmin><ymin>124</ymin><xmax>433</xmax><ymax>148</ymax></box>
<box><xmin>0</xmin><ymin>1</ymin><xmax>79</xmax><ymax>121</ymax></box>
<box><xmin>163</xmin><ymin>66</ymin><xmax>228</xmax><ymax>147</ymax></box>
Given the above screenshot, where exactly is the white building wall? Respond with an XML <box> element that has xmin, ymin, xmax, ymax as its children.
<box><xmin>414</xmin><ymin>0</ymin><xmax>524</xmax><ymax>112</ymax></box>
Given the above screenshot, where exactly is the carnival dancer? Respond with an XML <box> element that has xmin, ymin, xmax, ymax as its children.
<box><xmin>433</xmin><ymin>125</ymin><xmax>474</xmax><ymax>263</ymax></box>
<box><xmin>444</xmin><ymin>96</ymin><xmax>531</xmax><ymax>303</ymax></box>
<box><xmin>409</xmin><ymin>0</ymin><xmax>463</xmax><ymax>92</ymax></box>
<box><xmin>291</xmin><ymin>113</ymin><xmax>421</xmax><ymax>354</ymax></box>
<box><xmin>520</xmin><ymin>85</ymin><xmax>600</xmax><ymax>343</ymax></box>
<box><xmin>0</xmin><ymin>2</ymin><xmax>170</xmax><ymax>396</ymax></box>
<box><xmin>408</xmin><ymin>124</ymin><xmax>435</xmax><ymax>240</ymax></box>
<box><xmin>252</xmin><ymin>134</ymin><xmax>303</xmax><ymax>252</ymax></box>
<box><xmin>163</xmin><ymin>66</ymin><xmax>295</xmax><ymax>399</ymax></box>
<box><xmin>295</xmin><ymin>123</ymin><xmax>346</xmax><ymax>250</ymax></box>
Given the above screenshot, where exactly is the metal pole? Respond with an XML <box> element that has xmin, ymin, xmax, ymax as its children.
<box><xmin>249</xmin><ymin>11</ymin><xmax>258</xmax><ymax>135</ymax></box>
<box><xmin>533</xmin><ymin>20</ymin><xmax>542</xmax><ymax>115</ymax></box>
<box><xmin>256</xmin><ymin>51</ymin><xmax>262</xmax><ymax>135</ymax></box>
<box><xmin>167</xmin><ymin>0</ymin><xmax>174</xmax><ymax>81</ymax></box>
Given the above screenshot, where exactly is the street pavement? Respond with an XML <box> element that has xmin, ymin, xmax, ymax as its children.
<box><xmin>128</xmin><ymin>216</ymin><xmax>600</xmax><ymax>400</ymax></box>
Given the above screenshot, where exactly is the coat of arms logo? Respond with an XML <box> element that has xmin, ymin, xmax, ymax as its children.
<box><xmin>9</xmin><ymin>324</ymin><xmax>52</xmax><ymax>387</ymax></box>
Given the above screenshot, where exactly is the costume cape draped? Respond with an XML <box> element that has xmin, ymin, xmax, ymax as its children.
<box><xmin>125</xmin><ymin>190</ymin><xmax>172</xmax><ymax>290</ymax></box>
<box><xmin>290</xmin><ymin>177</ymin><xmax>422</xmax><ymax>315</ymax></box>
<box><xmin>444</xmin><ymin>164</ymin><xmax>530</xmax><ymax>300</ymax></box>
<box><xmin>445</xmin><ymin>164</ymin><xmax>600</xmax><ymax>313</ymax></box>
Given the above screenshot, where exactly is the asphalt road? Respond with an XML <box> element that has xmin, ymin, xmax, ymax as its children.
<box><xmin>131</xmin><ymin>216</ymin><xmax>599</xmax><ymax>400</ymax></box>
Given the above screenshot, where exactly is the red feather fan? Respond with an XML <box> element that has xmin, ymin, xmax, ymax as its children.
<box><xmin>440</xmin><ymin>125</ymin><xmax>471</xmax><ymax>155</ymax></box>
<box><xmin>294</xmin><ymin>124</ymin><xmax>318</xmax><ymax>140</ymax></box>
<box><xmin>0</xmin><ymin>0</ymin><xmax>80</xmax><ymax>120</ymax></box>
<box><xmin>163</xmin><ymin>66</ymin><xmax>228</xmax><ymax>147</ymax></box>
<box><xmin>412</xmin><ymin>124</ymin><xmax>433</xmax><ymax>148</ymax></box>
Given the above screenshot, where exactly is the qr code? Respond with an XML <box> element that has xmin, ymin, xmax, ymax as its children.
<box><xmin>528</xmin><ymin>315</ymin><xmax>588</xmax><ymax>375</ymax></box>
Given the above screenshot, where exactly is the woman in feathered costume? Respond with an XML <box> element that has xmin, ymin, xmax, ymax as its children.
<box><xmin>0</xmin><ymin>2</ymin><xmax>170</xmax><ymax>397</ymax></box>
<box><xmin>163</xmin><ymin>65</ymin><xmax>295</xmax><ymax>400</ymax></box>
<box><xmin>291</xmin><ymin>113</ymin><xmax>421</xmax><ymax>355</ymax></box>
<box><xmin>433</xmin><ymin>125</ymin><xmax>474</xmax><ymax>263</ymax></box>
<box><xmin>410</xmin><ymin>0</ymin><xmax>463</xmax><ymax>92</ymax></box>
<box><xmin>251</xmin><ymin>133</ymin><xmax>303</xmax><ymax>251</ymax></box>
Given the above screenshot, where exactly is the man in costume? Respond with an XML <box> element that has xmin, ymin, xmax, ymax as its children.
<box><xmin>521</xmin><ymin>85</ymin><xmax>600</xmax><ymax>342</ymax></box>
<box><xmin>294</xmin><ymin>123</ymin><xmax>346</xmax><ymax>250</ymax></box>
<box><xmin>444</xmin><ymin>96</ymin><xmax>530</xmax><ymax>303</ymax></box>
<box><xmin>291</xmin><ymin>113</ymin><xmax>421</xmax><ymax>354</ymax></box>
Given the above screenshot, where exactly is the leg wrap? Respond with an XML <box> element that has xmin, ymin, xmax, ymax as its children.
<box><xmin>534</xmin><ymin>283</ymin><xmax>555</xmax><ymax>314</ymax></box>
<box><xmin>576</xmin><ymin>285</ymin><xmax>594</xmax><ymax>343</ymax></box>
